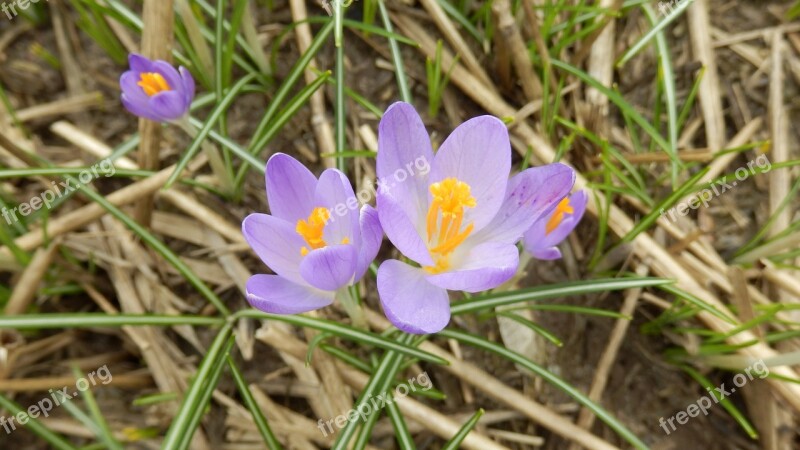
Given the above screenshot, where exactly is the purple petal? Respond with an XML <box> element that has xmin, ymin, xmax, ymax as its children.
<box><xmin>179</xmin><ymin>66</ymin><xmax>196</xmax><ymax>107</ymax></box>
<box><xmin>128</xmin><ymin>53</ymin><xmax>154</xmax><ymax>73</ymax></box>
<box><xmin>299</xmin><ymin>244</ymin><xmax>357</xmax><ymax>291</ymax></box>
<box><xmin>376</xmin><ymin>192</ymin><xmax>434</xmax><ymax>266</ymax></box>
<box><xmin>120</xmin><ymin>71</ymin><xmax>149</xmax><ymax>103</ymax></box>
<box><xmin>425</xmin><ymin>242</ymin><xmax>518</xmax><ymax>292</ymax></box>
<box><xmin>242</xmin><ymin>213</ymin><xmax>307</xmax><ymax>285</ymax></box>
<box><xmin>430</xmin><ymin>116</ymin><xmax>511</xmax><ymax>231</ymax></box>
<box><xmin>315</xmin><ymin>169</ymin><xmax>359</xmax><ymax>247</ymax></box>
<box><xmin>470</xmin><ymin>163</ymin><xmax>576</xmax><ymax>246</ymax></box>
<box><xmin>531</xmin><ymin>247</ymin><xmax>562</xmax><ymax>260</ymax></box>
<box><xmin>121</xmin><ymin>94</ymin><xmax>161</xmax><ymax>122</ymax></box>
<box><xmin>246</xmin><ymin>274</ymin><xmax>333</xmax><ymax>314</ymax></box>
<box><xmin>376</xmin><ymin>102</ymin><xmax>434</xmax><ymax>230</ymax></box>
<box><xmin>120</xmin><ymin>72</ymin><xmax>162</xmax><ymax>121</ymax></box>
<box><xmin>377</xmin><ymin>260</ymin><xmax>451</xmax><ymax>334</ymax></box>
<box><xmin>266</xmin><ymin>153</ymin><xmax>318</xmax><ymax>223</ymax></box>
<box><xmin>354</xmin><ymin>205</ymin><xmax>383</xmax><ymax>281</ymax></box>
<box><xmin>150</xmin><ymin>90</ymin><xmax>189</xmax><ymax>121</ymax></box>
<box><xmin>152</xmin><ymin>61</ymin><xmax>185</xmax><ymax>103</ymax></box>
<box><xmin>523</xmin><ymin>191</ymin><xmax>587</xmax><ymax>259</ymax></box>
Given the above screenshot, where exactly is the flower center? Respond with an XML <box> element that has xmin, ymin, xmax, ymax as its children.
<box><xmin>137</xmin><ymin>72</ymin><xmax>171</xmax><ymax>97</ymax></box>
<box><xmin>296</xmin><ymin>207</ymin><xmax>348</xmax><ymax>256</ymax></box>
<box><xmin>545</xmin><ymin>197</ymin><xmax>574</xmax><ymax>235</ymax></box>
<box><xmin>423</xmin><ymin>178</ymin><xmax>477</xmax><ymax>274</ymax></box>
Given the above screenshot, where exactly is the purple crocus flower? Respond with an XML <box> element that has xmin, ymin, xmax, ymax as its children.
<box><xmin>523</xmin><ymin>191</ymin><xmax>587</xmax><ymax>260</ymax></box>
<box><xmin>119</xmin><ymin>53</ymin><xmax>195</xmax><ymax>122</ymax></box>
<box><xmin>375</xmin><ymin>102</ymin><xmax>576</xmax><ymax>334</ymax></box>
<box><xmin>242</xmin><ymin>153</ymin><xmax>383</xmax><ymax>315</ymax></box>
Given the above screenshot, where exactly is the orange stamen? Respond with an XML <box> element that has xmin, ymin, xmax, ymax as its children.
<box><xmin>296</xmin><ymin>207</ymin><xmax>331</xmax><ymax>255</ymax></box>
<box><xmin>137</xmin><ymin>72</ymin><xmax>171</xmax><ymax>97</ymax></box>
<box><xmin>545</xmin><ymin>197</ymin><xmax>575</xmax><ymax>235</ymax></box>
<box><xmin>423</xmin><ymin>178</ymin><xmax>477</xmax><ymax>274</ymax></box>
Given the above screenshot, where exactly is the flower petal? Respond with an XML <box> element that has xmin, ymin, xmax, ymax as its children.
<box><xmin>430</xmin><ymin>116</ymin><xmax>511</xmax><ymax>231</ymax></box>
<box><xmin>376</xmin><ymin>192</ymin><xmax>434</xmax><ymax>266</ymax></box>
<box><xmin>530</xmin><ymin>247</ymin><xmax>562</xmax><ymax>261</ymax></box>
<box><xmin>128</xmin><ymin>53</ymin><xmax>154</xmax><ymax>73</ymax></box>
<box><xmin>426</xmin><ymin>241</ymin><xmax>518</xmax><ymax>292</ymax></box>
<box><xmin>120</xmin><ymin>72</ymin><xmax>161</xmax><ymax>121</ymax></box>
<box><xmin>377</xmin><ymin>260</ymin><xmax>451</xmax><ymax>334</ymax></box>
<box><xmin>121</xmin><ymin>93</ymin><xmax>161</xmax><ymax>122</ymax></box>
<box><xmin>523</xmin><ymin>190</ymin><xmax>587</xmax><ymax>257</ymax></box>
<box><xmin>354</xmin><ymin>205</ymin><xmax>383</xmax><ymax>281</ymax></box>
<box><xmin>242</xmin><ymin>213</ymin><xmax>306</xmax><ymax>285</ymax></box>
<box><xmin>120</xmin><ymin>71</ymin><xmax>150</xmax><ymax>103</ymax></box>
<box><xmin>299</xmin><ymin>244</ymin><xmax>358</xmax><ymax>291</ymax></box>
<box><xmin>150</xmin><ymin>90</ymin><xmax>189</xmax><ymax>121</ymax></box>
<box><xmin>152</xmin><ymin>61</ymin><xmax>185</xmax><ymax>100</ymax></box>
<box><xmin>179</xmin><ymin>66</ymin><xmax>196</xmax><ymax>107</ymax></box>
<box><xmin>315</xmin><ymin>168</ymin><xmax>359</xmax><ymax>247</ymax></box>
<box><xmin>376</xmin><ymin>102</ymin><xmax>434</xmax><ymax>229</ymax></box>
<box><xmin>246</xmin><ymin>274</ymin><xmax>333</xmax><ymax>314</ymax></box>
<box><xmin>266</xmin><ymin>153</ymin><xmax>318</xmax><ymax>223</ymax></box>
<box><xmin>470</xmin><ymin>163</ymin><xmax>576</xmax><ymax>245</ymax></box>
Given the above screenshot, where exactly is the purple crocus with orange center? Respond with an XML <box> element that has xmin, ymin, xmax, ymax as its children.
<box><xmin>523</xmin><ymin>191</ymin><xmax>587</xmax><ymax>260</ymax></box>
<box><xmin>119</xmin><ymin>53</ymin><xmax>195</xmax><ymax>122</ymax></box>
<box><xmin>242</xmin><ymin>153</ymin><xmax>383</xmax><ymax>315</ymax></box>
<box><xmin>375</xmin><ymin>102</ymin><xmax>576</xmax><ymax>334</ymax></box>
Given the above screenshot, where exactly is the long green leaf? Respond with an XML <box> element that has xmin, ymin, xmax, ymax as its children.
<box><xmin>0</xmin><ymin>314</ymin><xmax>224</xmax><ymax>329</ymax></box>
<box><xmin>227</xmin><ymin>356</ymin><xmax>284</xmax><ymax>449</ymax></box>
<box><xmin>451</xmin><ymin>277</ymin><xmax>672</xmax><ymax>315</ymax></box>
<box><xmin>236</xmin><ymin>310</ymin><xmax>448</xmax><ymax>365</ymax></box>
<box><xmin>161</xmin><ymin>323</ymin><xmax>234</xmax><ymax>449</ymax></box>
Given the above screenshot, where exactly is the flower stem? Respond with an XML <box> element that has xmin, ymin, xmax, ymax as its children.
<box><xmin>337</xmin><ymin>285</ymin><xmax>366</xmax><ymax>329</ymax></box>
<box><xmin>173</xmin><ymin>116</ymin><xmax>235</xmax><ymax>195</ymax></box>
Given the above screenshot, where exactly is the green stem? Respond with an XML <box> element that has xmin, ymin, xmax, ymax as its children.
<box><xmin>337</xmin><ymin>286</ymin><xmax>366</xmax><ymax>329</ymax></box>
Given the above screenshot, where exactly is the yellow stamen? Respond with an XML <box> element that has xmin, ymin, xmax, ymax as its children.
<box><xmin>137</xmin><ymin>72</ymin><xmax>172</xmax><ymax>97</ymax></box>
<box><xmin>423</xmin><ymin>255</ymin><xmax>451</xmax><ymax>274</ymax></box>
<box><xmin>296</xmin><ymin>207</ymin><xmax>331</xmax><ymax>255</ymax></box>
<box><xmin>545</xmin><ymin>197</ymin><xmax>575</xmax><ymax>235</ymax></box>
<box><xmin>423</xmin><ymin>178</ymin><xmax>477</xmax><ymax>274</ymax></box>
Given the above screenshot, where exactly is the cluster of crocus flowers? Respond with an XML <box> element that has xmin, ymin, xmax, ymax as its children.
<box><xmin>120</xmin><ymin>53</ymin><xmax>195</xmax><ymax>123</ymax></box>
<box><xmin>241</xmin><ymin>102</ymin><xmax>584</xmax><ymax>334</ymax></box>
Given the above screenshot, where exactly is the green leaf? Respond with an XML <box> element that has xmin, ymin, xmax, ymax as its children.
<box><xmin>0</xmin><ymin>313</ymin><xmax>224</xmax><ymax>329</ymax></box>
<box><xmin>235</xmin><ymin>310</ymin><xmax>448</xmax><ymax>365</ymax></box>
<box><xmin>451</xmin><ymin>277</ymin><xmax>672</xmax><ymax>315</ymax></box>
<box><xmin>161</xmin><ymin>323</ymin><xmax>234</xmax><ymax>450</ymax></box>
<box><xmin>442</xmin><ymin>409</ymin><xmax>485</xmax><ymax>450</ymax></box>
<box><xmin>227</xmin><ymin>356</ymin><xmax>284</xmax><ymax>449</ymax></box>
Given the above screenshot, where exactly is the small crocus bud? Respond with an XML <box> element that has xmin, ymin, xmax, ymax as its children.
<box><xmin>119</xmin><ymin>53</ymin><xmax>195</xmax><ymax>123</ymax></box>
<box><xmin>523</xmin><ymin>190</ymin><xmax>587</xmax><ymax>260</ymax></box>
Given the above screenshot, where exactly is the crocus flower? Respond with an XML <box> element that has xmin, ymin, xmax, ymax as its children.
<box><xmin>523</xmin><ymin>191</ymin><xmax>587</xmax><ymax>260</ymax></box>
<box><xmin>375</xmin><ymin>102</ymin><xmax>576</xmax><ymax>334</ymax></box>
<box><xmin>242</xmin><ymin>153</ymin><xmax>383</xmax><ymax>315</ymax></box>
<box><xmin>119</xmin><ymin>53</ymin><xmax>195</xmax><ymax>122</ymax></box>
